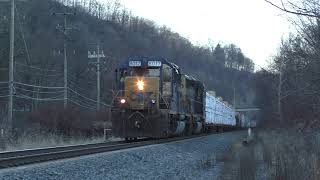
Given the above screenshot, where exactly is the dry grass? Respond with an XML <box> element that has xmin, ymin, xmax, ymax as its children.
<box><xmin>0</xmin><ymin>131</ymin><xmax>117</xmax><ymax>152</ymax></box>
<box><xmin>218</xmin><ymin>129</ymin><xmax>320</xmax><ymax>180</ymax></box>
<box><xmin>238</xmin><ymin>145</ymin><xmax>256</xmax><ymax>180</ymax></box>
<box><xmin>258</xmin><ymin>130</ymin><xmax>320</xmax><ymax>180</ymax></box>
<box><xmin>218</xmin><ymin>142</ymin><xmax>245</xmax><ymax>180</ymax></box>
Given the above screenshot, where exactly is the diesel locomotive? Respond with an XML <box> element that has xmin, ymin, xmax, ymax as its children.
<box><xmin>111</xmin><ymin>56</ymin><xmax>237</xmax><ymax>140</ymax></box>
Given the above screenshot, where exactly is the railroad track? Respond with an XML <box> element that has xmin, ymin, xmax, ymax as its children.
<box><xmin>0</xmin><ymin>134</ymin><xmax>205</xmax><ymax>169</ymax></box>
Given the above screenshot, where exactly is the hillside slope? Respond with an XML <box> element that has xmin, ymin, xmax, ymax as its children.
<box><xmin>0</xmin><ymin>0</ymin><xmax>257</xmax><ymax>131</ymax></box>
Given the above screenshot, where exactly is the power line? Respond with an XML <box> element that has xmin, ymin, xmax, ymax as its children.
<box><xmin>68</xmin><ymin>79</ymin><xmax>114</xmax><ymax>98</ymax></box>
<box><xmin>14</xmin><ymin>81</ymin><xmax>64</xmax><ymax>89</ymax></box>
<box><xmin>68</xmin><ymin>98</ymin><xmax>96</xmax><ymax>110</ymax></box>
<box><xmin>68</xmin><ymin>81</ymin><xmax>93</xmax><ymax>97</ymax></box>
<box><xmin>22</xmin><ymin>94</ymin><xmax>63</xmax><ymax>100</ymax></box>
<box><xmin>68</xmin><ymin>78</ymin><xmax>110</xmax><ymax>94</ymax></box>
<box><xmin>68</xmin><ymin>78</ymin><xmax>113</xmax><ymax>95</ymax></box>
<box><xmin>68</xmin><ymin>88</ymin><xmax>101</xmax><ymax>105</ymax></box>
<box><xmin>68</xmin><ymin>79</ymin><xmax>89</xmax><ymax>89</ymax></box>
<box><xmin>68</xmin><ymin>73</ymin><xmax>97</xmax><ymax>86</ymax></box>
<box><xmin>14</xmin><ymin>87</ymin><xmax>64</xmax><ymax>94</ymax></box>
<box><xmin>12</xmin><ymin>81</ymin><xmax>112</xmax><ymax>108</ymax></box>
<box><xmin>14</xmin><ymin>94</ymin><xmax>64</xmax><ymax>101</ymax></box>
<box><xmin>69</xmin><ymin>94</ymin><xmax>99</xmax><ymax>107</ymax></box>
<box><xmin>15</xmin><ymin>5</ymin><xmax>31</xmax><ymax>65</ymax></box>
<box><xmin>15</xmin><ymin>62</ymin><xmax>60</xmax><ymax>72</ymax></box>
<box><xmin>67</xmin><ymin>87</ymin><xmax>111</xmax><ymax>107</ymax></box>
<box><xmin>15</xmin><ymin>69</ymin><xmax>63</xmax><ymax>77</ymax></box>
<box><xmin>68</xmin><ymin>96</ymin><xmax>96</xmax><ymax>108</ymax></box>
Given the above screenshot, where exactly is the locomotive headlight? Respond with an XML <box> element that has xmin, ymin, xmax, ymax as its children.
<box><xmin>137</xmin><ymin>80</ymin><xmax>144</xmax><ymax>91</ymax></box>
<box><xmin>151</xmin><ymin>99</ymin><xmax>156</xmax><ymax>104</ymax></box>
<box><xmin>120</xmin><ymin>98</ymin><xmax>126</xmax><ymax>104</ymax></box>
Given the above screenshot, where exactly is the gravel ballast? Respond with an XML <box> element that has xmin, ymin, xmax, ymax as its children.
<box><xmin>0</xmin><ymin>131</ymin><xmax>245</xmax><ymax>180</ymax></box>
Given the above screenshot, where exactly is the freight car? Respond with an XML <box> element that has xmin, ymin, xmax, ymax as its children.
<box><xmin>205</xmin><ymin>92</ymin><xmax>237</xmax><ymax>132</ymax></box>
<box><xmin>111</xmin><ymin>56</ymin><xmax>237</xmax><ymax>140</ymax></box>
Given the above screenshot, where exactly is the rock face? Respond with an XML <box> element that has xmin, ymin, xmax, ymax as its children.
<box><xmin>0</xmin><ymin>131</ymin><xmax>245</xmax><ymax>180</ymax></box>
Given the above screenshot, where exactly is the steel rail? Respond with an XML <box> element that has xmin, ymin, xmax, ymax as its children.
<box><xmin>0</xmin><ymin>134</ymin><xmax>205</xmax><ymax>169</ymax></box>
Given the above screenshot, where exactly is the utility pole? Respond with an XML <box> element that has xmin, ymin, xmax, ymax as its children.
<box><xmin>232</xmin><ymin>78</ymin><xmax>236</xmax><ymax>109</ymax></box>
<box><xmin>233</xmin><ymin>86</ymin><xmax>236</xmax><ymax>108</ymax></box>
<box><xmin>63</xmin><ymin>15</ymin><xmax>67</xmax><ymax>109</ymax></box>
<box><xmin>278</xmin><ymin>60</ymin><xmax>283</xmax><ymax>123</ymax></box>
<box><xmin>0</xmin><ymin>0</ymin><xmax>28</xmax><ymax>133</ymax></box>
<box><xmin>96</xmin><ymin>43</ymin><xmax>101</xmax><ymax>111</ymax></box>
<box><xmin>53</xmin><ymin>12</ymin><xmax>75</xmax><ymax>108</ymax></box>
<box><xmin>8</xmin><ymin>0</ymin><xmax>15</xmax><ymax>131</ymax></box>
<box><xmin>88</xmin><ymin>42</ymin><xmax>105</xmax><ymax>111</ymax></box>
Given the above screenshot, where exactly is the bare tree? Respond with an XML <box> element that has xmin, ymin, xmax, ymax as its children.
<box><xmin>264</xmin><ymin>0</ymin><xmax>320</xmax><ymax>18</ymax></box>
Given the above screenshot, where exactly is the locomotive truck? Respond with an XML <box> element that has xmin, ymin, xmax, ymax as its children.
<box><xmin>111</xmin><ymin>56</ymin><xmax>238</xmax><ymax>140</ymax></box>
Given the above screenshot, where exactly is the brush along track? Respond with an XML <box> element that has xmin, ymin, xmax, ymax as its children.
<box><xmin>0</xmin><ymin>134</ymin><xmax>205</xmax><ymax>169</ymax></box>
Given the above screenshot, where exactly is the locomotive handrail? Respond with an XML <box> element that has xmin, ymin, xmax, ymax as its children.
<box><xmin>159</xmin><ymin>92</ymin><xmax>170</xmax><ymax>109</ymax></box>
<box><xmin>189</xmin><ymin>98</ymin><xmax>203</xmax><ymax>105</ymax></box>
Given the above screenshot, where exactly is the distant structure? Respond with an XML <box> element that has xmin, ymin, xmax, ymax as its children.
<box><xmin>235</xmin><ymin>107</ymin><xmax>260</xmax><ymax>128</ymax></box>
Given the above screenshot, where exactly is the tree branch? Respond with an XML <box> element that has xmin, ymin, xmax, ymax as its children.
<box><xmin>264</xmin><ymin>0</ymin><xmax>320</xmax><ymax>18</ymax></box>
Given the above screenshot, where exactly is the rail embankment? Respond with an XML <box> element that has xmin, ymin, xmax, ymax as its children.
<box><xmin>0</xmin><ymin>131</ymin><xmax>246</xmax><ymax>180</ymax></box>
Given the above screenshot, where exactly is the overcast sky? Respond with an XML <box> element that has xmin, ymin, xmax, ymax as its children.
<box><xmin>102</xmin><ymin>0</ymin><xmax>294</xmax><ymax>68</ymax></box>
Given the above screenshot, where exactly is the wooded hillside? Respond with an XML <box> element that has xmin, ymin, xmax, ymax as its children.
<box><xmin>0</xmin><ymin>0</ymin><xmax>257</xmax><ymax>134</ymax></box>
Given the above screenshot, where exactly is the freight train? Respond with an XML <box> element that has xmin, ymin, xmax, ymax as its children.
<box><xmin>111</xmin><ymin>57</ymin><xmax>239</xmax><ymax>140</ymax></box>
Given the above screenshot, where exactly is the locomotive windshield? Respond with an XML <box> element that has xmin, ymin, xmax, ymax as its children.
<box><xmin>118</xmin><ymin>68</ymin><xmax>160</xmax><ymax>83</ymax></box>
<box><xmin>122</xmin><ymin>68</ymin><xmax>160</xmax><ymax>77</ymax></box>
